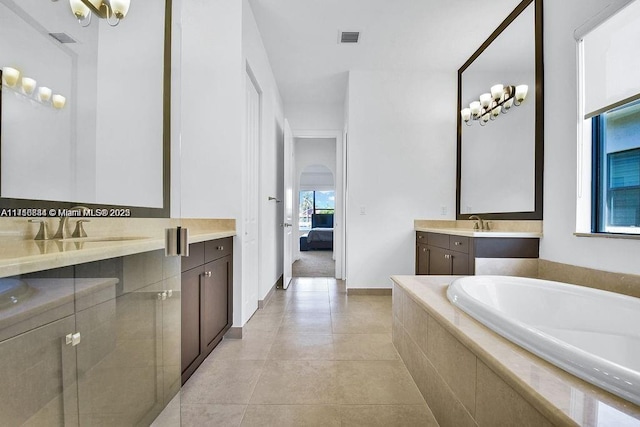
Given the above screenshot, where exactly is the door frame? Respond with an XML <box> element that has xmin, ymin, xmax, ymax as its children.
<box><xmin>291</xmin><ymin>129</ymin><xmax>345</xmax><ymax>280</ymax></box>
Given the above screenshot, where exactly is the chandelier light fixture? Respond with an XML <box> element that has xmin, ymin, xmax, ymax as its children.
<box><xmin>461</xmin><ymin>84</ymin><xmax>529</xmax><ymax>126</ymax></box>
<box><xmin>69</xmin><ymin>0</ymin><xmax>131</xmax><ymax>27</ymax></box>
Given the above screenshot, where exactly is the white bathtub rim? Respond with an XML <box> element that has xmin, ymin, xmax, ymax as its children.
<box><xmin>447</xmin><ymin>275</ymin><xmax>640</xmax><ymax>407</ymax></box>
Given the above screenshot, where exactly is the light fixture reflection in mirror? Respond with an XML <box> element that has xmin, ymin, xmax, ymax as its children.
<box><xmin>2</xmin><ymin>68</ymin><xmax>68</xmax><ymax>109</ymax></box>
<box><xmin>462</xmin><ymin>84</ymin><xmax>528</xmax><ymax>126</ymax></box>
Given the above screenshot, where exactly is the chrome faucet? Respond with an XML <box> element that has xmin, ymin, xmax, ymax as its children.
<box><xmin>52</xmin><ymin>206</ymin><xmax>90</xmax><ymax>239</ymax></box>
<box><xmin>469</xmin><ymin>215</ymin><xmax>485</xmax><ymax>230</ymax></box>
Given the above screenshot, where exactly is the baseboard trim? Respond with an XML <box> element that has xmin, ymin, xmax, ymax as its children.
<box><xmin>258</xmin><ymin>278</ymin><xmax>279</xmax><ymax>309</ymax></box>
<box><xmin>347</xmin><ymin>288</ymin><xmax>392</xmax><ymax>296</ymax></box>
<box><xmin>225</xmin><ymin>327</ymin><xmax>243</xmax><ymax>339</ymax></box>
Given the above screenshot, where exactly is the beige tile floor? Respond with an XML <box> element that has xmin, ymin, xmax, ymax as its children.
<box><xmin>157</xmin><ymin>277</ymin><xmax>438</xmax><ymax>426</ymax></box>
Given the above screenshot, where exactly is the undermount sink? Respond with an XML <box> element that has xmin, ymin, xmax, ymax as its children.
<box><xmin>0</xmin><ymin>278</ymin><xmax>34</xmax><ymax>308</ymax></box>
<box><xmin>58</xmin><ymin>236</ymin><xmax>150</xmax><ymax>243</ymax></box>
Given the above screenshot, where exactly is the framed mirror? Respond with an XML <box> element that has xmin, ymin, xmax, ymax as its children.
<box><xmin>456</xmin><ymin>0</ymin><xmax>543</xmax><ymax>220</ymax></box>
<box><xmin>0</xmin><ymin>0</ymin><xmax>171</xmax><ymax>217</ymax></box>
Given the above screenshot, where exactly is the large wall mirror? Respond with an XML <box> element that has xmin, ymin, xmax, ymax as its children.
<box><xmin>0</xmin><ymin>0</ymin><xmax>171</xmax><ymax>217</ymax></box>
<box><xmin>456</xmin><ymin>0</ymin><xmax>543</xmax><ymax>220</ymax></box>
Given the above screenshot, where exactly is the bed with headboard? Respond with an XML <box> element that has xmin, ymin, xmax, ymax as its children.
<box><xmin>301</xmin><ymin>213</ymin><xmax>334</xmax><ymax>250</ymax></box>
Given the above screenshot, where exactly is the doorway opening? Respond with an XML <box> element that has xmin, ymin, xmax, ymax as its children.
<box><xmin>291</xmin><ymin>134</ymin><xmax>340</xmax><ymax>278</ymax></box>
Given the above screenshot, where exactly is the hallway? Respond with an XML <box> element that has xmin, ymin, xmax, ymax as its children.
<box><xmin>175</xmin><ymin>277</ymin><xmax>437</xmax><ymax>426</ymax></box>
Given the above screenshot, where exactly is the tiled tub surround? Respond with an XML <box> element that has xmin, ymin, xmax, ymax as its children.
<box><xmin>0</xmin><ymin>218</ymin><xmax>235</xmax><ymax>277</ymax></box>
<box><xmin>448</xmin><ymin>275</ymin><xmax>640</xmax><ymax>406</ymax></box>
<box><xmin>392</xmin><ymin>275</ymin><xmax>640</xmax><ymax>427</ymax></box>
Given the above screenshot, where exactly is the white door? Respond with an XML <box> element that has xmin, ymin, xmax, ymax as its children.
<box><xmin>282</xmin><ymin>119</ymin><xmax>294</xmax><ymax>289</ymax></box>
<box><xmin>243</xmin><ymin>72</ymin><xmax>260</xmax><ymax>320</ymax></box>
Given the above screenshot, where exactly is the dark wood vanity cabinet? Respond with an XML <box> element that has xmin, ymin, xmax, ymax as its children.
<box><xmin>415</xmin><ymin>231</ymin><xmax>539</xmax><ymax>276</ymax></box>
<box><xmin>416</xmin><ymin>232</ymin><xmax>472</xmax><ymax>275</ymax></box>
<box><xmin>181</xmin><ymin>237</ymin><xmax>233</xmax><ymax>384</ymax></box>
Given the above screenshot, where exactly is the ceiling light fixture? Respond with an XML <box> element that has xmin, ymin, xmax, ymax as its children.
<box><xmin>69</xmin><ymin>0</ymin><xmax>130</xmax><ymax>27</ymax></box>
<box><xmin>461</xmin><ymin>84</ymin><xmax>528</xmax><ymax>126</ymax></box>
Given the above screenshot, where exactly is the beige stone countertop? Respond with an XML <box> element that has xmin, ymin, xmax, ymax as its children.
<box><xmin>391</xmin><ymin>275</ymin><xmax>640</xmax><ymax>427</ymax></box>
<box><xmin>0</xmin><ymin>229</ymin><xmax>235</xmax><ymax>278</ymax></box>
<box><xmin>414</xmin><ymin>226</ymin><xmax>542</xmax><ymax>238</ymax></box>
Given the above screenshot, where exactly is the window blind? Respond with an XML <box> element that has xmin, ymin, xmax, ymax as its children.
<box><xmin>581</xmin><ymin>0</ymin><xmax>640</xmax><ymax>118</ymax></box>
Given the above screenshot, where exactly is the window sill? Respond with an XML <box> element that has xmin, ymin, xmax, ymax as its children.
<box><xmin>574</xmin><ymin>232</ymin><xmax>640</xmax><ymax>240</ymax></box>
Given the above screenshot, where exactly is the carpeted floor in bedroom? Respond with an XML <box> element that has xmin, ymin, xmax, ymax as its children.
<box><xmin>292</xmin><ymin>250</ymin><xmax>335</xmax><ymax>277</ymax></box>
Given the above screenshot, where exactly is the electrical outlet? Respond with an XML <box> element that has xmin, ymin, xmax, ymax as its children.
<box><xmin>360</xmin><ymin>206</ymin><xmax>366</xmax><ymax>215</ymax></box>
<box><xmin>440</xmin><ymin>206</ymin><xmax>447</xmax><ymax>216</ymax></box>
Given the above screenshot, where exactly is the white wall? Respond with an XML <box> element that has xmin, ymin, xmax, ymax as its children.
<box><xmin>242</xmin><ymin>0</ymin><xmax>285</xmax><ymax>302</ymax></box>
<box><xmin>286</xmin><ymin>103</ymin><xmax>344</xmax><ymax>131</ymax></box>
<box><xmin>345</xmin><ymin>70</ymin><xmax>457</xmax><ymax>288</ymax></box>
<box><xmin>179</xmin><ymin>0</ymin><xmax>245</xmax><ymax>325</ymax></box>
<box><xmin>541</xmin><ymin>0</ymin><xmax>640</xmax><ymax>274</ymax></box>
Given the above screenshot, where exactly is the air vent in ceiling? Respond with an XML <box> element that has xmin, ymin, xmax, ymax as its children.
<box><xmin>340</xmin><ymin>31</ymin><xmax>360</xmax><ymax>44</ymax></box>
<box><xmin>49</xmin><ymin>33</ymin><xmax>77</xmax><ymax>44</ymax></box>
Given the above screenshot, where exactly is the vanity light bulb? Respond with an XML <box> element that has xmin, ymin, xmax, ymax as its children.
<box><xmin>2</xmin><ymin>66</ymin><xmax>20</xmax><ymax>87</ymax></box>
<box><xmin>461</xmin><ymin>108</ymin><xmax>472</xmax><ymax>122</ymax></box>
<box><xmin>479</xmin><ymin>93</ymin><xmax>492</xmax><ymax>108</ymax></box>
<box><xmin>503</xmin><ymin>97</ymin><xmax>514</xmax><ymax>110</ymax></box>
<box><xmin>109</xmin><ymin>0</ymin><xmax>131</xmax><ymax>18</ymax></box>
<box><xmin>515</xmin><ymin>85</ymin><xmax>528</xmax><ymax>102</ymax></box>
<box><xmin>21</xmin><ymin>77</ymin><xmax>37</xmax><ymax>95</ymax></box>
<box><xmin>491</xmin><ymin>84</ymin><xmax>504</xmax><ymax>101</ymax></box>
<box><xmin>52</xmin><ymin>94</ymin><xmax>66</xmax><ymax>109</ymax></box>
<box><xmin>38</xmin><ymin>86</ymin><xmax>52</xmax><ymax>102</ymax></box>
<box><xmin>69</xmin><ymin>0</ymin><xmax>90</xmax><ymax>18</ymax></box>
<box><xmin>469</xmin><ymin>101</ymin><xmax>481</xmax><ymax>116</ymax></box>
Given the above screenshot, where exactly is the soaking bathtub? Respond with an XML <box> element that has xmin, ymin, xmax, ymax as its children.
<box><xmin>447</xmin><ymin>275</ymin><xmax>640</xmax><ymax>406</ymax></box>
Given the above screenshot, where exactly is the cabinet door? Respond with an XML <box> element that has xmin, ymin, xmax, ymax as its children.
<box><xmin>0</xmin><ymin>315</ymin><xmax>77</xmax><ymax>427</ymax></box>
<box><xmin>416</xmin><ymin>244</ymin><xmax>430</xmax><ymax>275</ymax></box>
<box><xmin>181</xmin><ymin>266</ymin><xmax>203</xmax><ymax>374</ymax></box>
<box><xmin>451</xmin><ymin>252</ymin><xmax>469</xmax><ymax>275</ymax></box>
<box><xmin>202</xmin><ymin>256</ymin><xmax>231</xmax><ymax>354</ymax></box>
<box><xmin>428</xmin><ymin>246</ymin><xmax>451</xmax><ymax>275</ymax></box>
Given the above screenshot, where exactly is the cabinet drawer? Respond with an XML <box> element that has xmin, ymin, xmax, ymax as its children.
<box><xmin>416</xmin><ymin>232</ymin><xmax>428</xmax><ymax>244</ymax></box>
<box><xmin>427</xmin><ymin>233</ymin><xmax>450</xmax><ymax>249</ymax></box>
<box><xmin>205</xmin><ymin>237</ymin><xmax>233</xmax><ymax>263</ymax></box>
<box><xmin>182</xmin><ymin>242</ymin><xmax>205</xmax><ymax>272</ymax></box>
<box><xmin>449</xmin><ymin>236</ymin><xmax>470</xmax><ymax>254</ymax></box>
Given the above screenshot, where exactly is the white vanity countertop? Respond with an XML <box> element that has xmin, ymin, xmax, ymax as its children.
<box><xmin>0</xmin><ymin>229</ymin><xmax>235</xmax><ymax>278</ymax></box>
<box><xmin>415</xmin><ymin>227</ymin><xmax>542</xmax><ymax>238</ymax></box>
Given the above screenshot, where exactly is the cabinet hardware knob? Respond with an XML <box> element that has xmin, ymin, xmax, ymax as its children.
<box><xmin>66</xmin><ymin>332</ymin><xmax>81</xmax><ymax>346</ymax></box>
<box><xmin>217</xmin><ymin>246</ymin><xmax>224</xmax><ymax>251</ymax></box>
<box><xmin>444</xmin><ymin>254</ymin><xmax>451</xmax><ymax>259</ymax></box>
<box><xmin>423</xmin><ymin>248</ymin><xmax>426</xmax><ymax>252</ymax></box>
<box><xmin>204</xmin><ymin>271</ymin><xmax>212</xmax><ymax>278</ymax></box>
<box><xmin>167</xmin><ymin>290</ymin><xmax>173</xmax><ymax>298</ymax></box>
<box><xmin>158</xmin><ymin>291</ymin><xmax>168</xmax><ymax>300</ymax></box>
<box><xmin>418</xmin><ymin>235</ymin><xmax>422</xmax><ymax>239</ymax></box>
<box><xmin>454</xmin><ymin>241</ymin><xmax>461</xmax><ymax>246</ymax></box>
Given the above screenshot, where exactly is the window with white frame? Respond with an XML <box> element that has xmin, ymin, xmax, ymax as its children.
<box><xmin>577</xmin><ymin>0</ymin><xmax>640</xmax><ymax>234</ymax></box>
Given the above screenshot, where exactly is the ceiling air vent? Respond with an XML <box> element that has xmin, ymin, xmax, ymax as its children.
<box><xmin>49</xmin><ymin>33</ymin><xmax>77</xmax><ymax>44</ymax></box>
<box><xmin>340</xmin><ymin>31</ymin><xmax>360</xmax><ymax>44</ymax></box>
